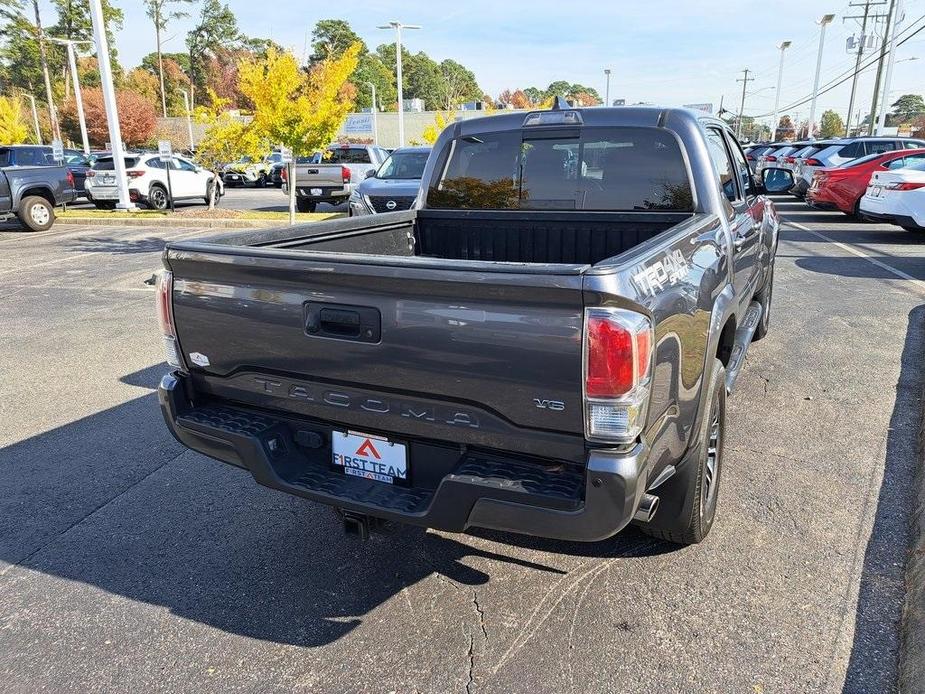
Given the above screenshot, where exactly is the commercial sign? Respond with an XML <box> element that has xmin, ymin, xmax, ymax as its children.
<box><xmin>344</xmin><ymin>114</ymin><xmax>373</xmax><ymax>134</ymax></box>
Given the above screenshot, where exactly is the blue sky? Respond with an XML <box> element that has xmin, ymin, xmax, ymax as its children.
<box><xmin>45</xmin><ymin>0</ymin><xmax>925</xmax><ymax>124</ymax></box>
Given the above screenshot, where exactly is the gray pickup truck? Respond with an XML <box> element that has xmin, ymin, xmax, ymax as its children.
<box><xmin>289</xmin><ymin>144</ymin><xmax>389</xmax><ymax>212</ymax></box>
<box><xmin>0</xmin><ymin>147</ymin><xmax>77</xmax><ymax>231</ymax></box>
<box><xmin>157</xmin><ymin>103</ymin><xmax>793</xmax><ymax>545</ymax></box>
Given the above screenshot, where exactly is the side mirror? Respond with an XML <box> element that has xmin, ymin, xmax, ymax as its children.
<box><xmin>365</xmin><ymin>169</ymin><xmax>376</xmax><ymax>179</ymax></box>
<box><xmin>762</xmin><ymin>167</ymin><xmax>794</xmax><ymax>194</ymax></box>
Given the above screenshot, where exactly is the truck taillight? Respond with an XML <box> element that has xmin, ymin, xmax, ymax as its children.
<box><xmin>66</xmin><ymin>169</ymin><xmax>75</xmax><ymax>187</ymax></box>
<box><xmin>155</xmin><ymin>270</ymin><xmax>182</xmax><ymax>368</ymax></box>
<box><xmin>583</xmin><ymin>308</ymin><xmax>653</xmax><ymax>443</ymax></box>
<box><xmin>341</xmin><ymin>165</ymin><xmax>351</xmax><ymax>184</ymax></box>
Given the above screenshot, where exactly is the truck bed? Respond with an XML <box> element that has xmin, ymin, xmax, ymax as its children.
<box><xmin>204</xmin><ymin>208</ymin><xmax>695</xmax><ymax>266</ymax></box>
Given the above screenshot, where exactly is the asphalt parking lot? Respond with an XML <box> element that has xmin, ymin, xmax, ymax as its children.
<box><xmin>0</xmin><ymin>198</ymin><xmax>922</xmax><ymax>692</ymax></box>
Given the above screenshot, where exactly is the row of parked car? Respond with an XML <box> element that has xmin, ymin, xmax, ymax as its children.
<box><xmin>744</xmin><ymin>136</ymin><xmax>925</xmax><ymax>231</ymax></box>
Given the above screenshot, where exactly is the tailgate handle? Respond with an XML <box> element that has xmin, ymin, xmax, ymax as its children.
<box><xmin>305</xmin><ymin>302</ymin><xmax>381</xmax><ymax>343</ymax></box>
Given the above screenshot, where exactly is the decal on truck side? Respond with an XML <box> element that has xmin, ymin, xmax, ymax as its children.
<box><xmin>632</xmin><ymin>249</ymin><xmax>690</xmax><ymax>296</ymax></box>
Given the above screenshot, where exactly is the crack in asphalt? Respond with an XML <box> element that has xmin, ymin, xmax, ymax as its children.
<box><xmin>465</xmin><ymin>632</ymin><xmax>475</xmax><ymax>694</ymax></box>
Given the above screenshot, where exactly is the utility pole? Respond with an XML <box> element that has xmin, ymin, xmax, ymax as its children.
<box><xmin>843</xmin><ymin>0</ymin><xmax>885</xmax><ymax>136</ymax></box>
<box><xmin>876</xmin><ymin>0</ymin><xmax>903</xmax><ymax>134</ymax></box>
<box><xmin>735</xmin><ymin>68</ymin><xmax>755</xmax><ymax>139</ymax></box>
<box><xmin>868</xmin><ymin>0</ymin><xmax>896</xmax><ymax>134</ymax></box>
<box><xmin>771</xmin><ymin>41</ymin><xmax>791</xmax><ymax>142</ymax></box>
<box><xmin>807</xmin><ymin>14</ymin><xmax>836</xmax><ymax>141</ymax></box>
<box><xmin>49</xmin><ymin>38</ymin><xmax>93</xmax><ymax>155</ymax></box>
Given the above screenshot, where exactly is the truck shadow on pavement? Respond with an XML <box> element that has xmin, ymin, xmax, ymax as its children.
<box><xmin>1</xmin><ymin>363</ymin><xmax>665</xmax><ymax>649</ymax></box>
<box><xmin>843</xmin><ymin>305</ymin><xmax>925</xmax><ymax>692</ymax></box>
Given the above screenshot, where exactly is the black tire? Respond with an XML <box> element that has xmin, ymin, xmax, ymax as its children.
<box><xmin>640</xmin><ymin>359</ymin><xmax>726</xmax><ymax>545</ymax></box>
<box><xmin>296</xmin><ymin>198</ymin><xmax>316</xmax><ymax>213</ymax></box>
<box><xmin>204</xmin><ymin>180</ymin><xmax>214</xmax><ymax>206</ymax></box>
<box><xmin>94</xmin><ymin>201</ymin><xmax>116</xmax><ymax>210</ymax></box>
<box><xmin>752</xmin><ymin>261</ymin><xmax>774</xmax><ymax>341</ymax></box>
<box><xmin>256</xmin><ymin>173</ymin><xmax>267</xmax><ymax>188</ymax></box>
<box><xmin>17</xmin><ymin>195</ymin><xmax>55</xmax><ymax>231</ymax></box>
<box><xmin>148</xmin><ymin>184</ymin><xmax>169</xmax><ymax>211</ymax></box>
<box><xmin>274</xmin><ymin>181</ymin><xmax>283</xmax><ymax>188</ymax></box>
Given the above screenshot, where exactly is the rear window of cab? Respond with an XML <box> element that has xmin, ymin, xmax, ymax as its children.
<box><xmin>427</xmin><ymin>126</ymin><xmax>694</xmax><ymax>212</ymax></box>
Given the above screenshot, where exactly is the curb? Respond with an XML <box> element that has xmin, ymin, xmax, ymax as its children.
<box><xmin>57</xmin><ymin>216</ymin><xmax>283</xmax><ymax>229</ymax></box>
<box><xmin>900</xmin><ymin>363</ymin><xmax>925</xmax><ymax>691</ymax></box>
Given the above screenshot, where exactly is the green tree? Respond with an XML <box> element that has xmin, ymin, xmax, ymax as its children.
<box><xmin>186</xmin><ymin>0</ymin><xmax>242</xmax><ymax>105</ymax></box>
<box><xmin>818</xmin><ymin>110</ymin><xmax>845</xmax><ymax>138</ymax></box>
<box><xmin>144</xmin><ymin>0</ymin><xmax>193</xmax><ymax>117</ymax></box>
<box><xmin>544</xmin><ymin>80</ymin><xmax>571</xmax><ymax>99</ymax></box>
<box><xmin>523</xmin><ymin>87</ymin><xmax>543</xmax><ymax>104</ymax></box>
<box><xmin>438</xmin><ymin>59</ymin><xmax>481</xmax><ymax>109</ymax></box>
<box><xmin>890</xmin><ymin>94</ymin><xmax>925</xmax><ymax>122</ymax></box>
<box><xmin>310</xmin><ymin>18</ymin><xmax>363</xmax><ymax>61</ymax></box>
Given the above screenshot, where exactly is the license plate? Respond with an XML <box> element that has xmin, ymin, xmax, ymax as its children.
<box><xmin>870</xmin><ymin>186</ymin><xmax>882</xmax><ymax>197</ymax></box>
<box><xmin>311</xmin><ymin>188</ymin><xmax>323</xmax><ymax>196</ymax></box>
<box><xmin>101</xmin><ymin>175</ymin><xmax>115</xmax><ymax>185</ymax></box>
<box><xmin>332</xmin><ymin>430</ymin><xmax>408</xmax><ymax>484</ymax></box>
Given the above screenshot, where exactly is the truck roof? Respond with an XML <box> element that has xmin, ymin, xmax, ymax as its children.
<box><xmin>451</xmin><ymin>106</ymin><xmax>714</xmax><ymax>136</ymax></box>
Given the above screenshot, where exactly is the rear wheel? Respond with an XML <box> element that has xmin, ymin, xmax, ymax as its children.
<box><xmin>17</xmin><ymin>195</ymin><xmax>55</xmax><ymax>231</ymax></box>
<box><xmin>640</xmin><ymin>359</ymin><xmax>726</xmax><ymax>545</ymax></box>
<box><xmin>296</xmin><ymin>197</ymin><xmax>316</xmax><ymax>213</ymax></box>
<box><xmin>148</xmin><ymin>184</ymin><xmax>169</xmax><ymax>211</ymax></box>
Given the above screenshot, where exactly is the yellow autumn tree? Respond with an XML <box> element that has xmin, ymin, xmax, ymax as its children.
<box><xmin>0</xmin><ymin>95</ymin><xmax>31</xmax><ymax>144</ymax></box>
<box><xmin>238</xmin><ymin>43</ymin><xmax>360</xmax><ymax>158</ymax></box>
<box><xmin>193</xmin><ymin>90</ymin><xmax>264</xmax><ymax>207</ymax></box>
<box><xmin>420</xmin><ymin>111</ymin><xmax>456</xmax><ymax>145</ymax></box>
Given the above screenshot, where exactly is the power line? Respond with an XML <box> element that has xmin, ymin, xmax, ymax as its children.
<box><xmin>753</xmin><ymin>14</ymin><xmax>925</xmax><ymax>118</ymax></box>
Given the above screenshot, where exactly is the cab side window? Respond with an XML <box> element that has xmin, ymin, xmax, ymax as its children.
<box><xmin>705</xmin><ymin>128</ymin><xmax>739</xmax><ymax>204</ymax></box>
<box><xmin>725</xmin><ymin>135</ymin><xmax>754</xmax><ymax>198</ymax></box>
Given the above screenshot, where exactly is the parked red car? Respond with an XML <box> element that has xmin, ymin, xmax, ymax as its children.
<box><xmin>807</xmin><ymin>148</ymin><xmax>925</xmax><ymax>217</ymax></box>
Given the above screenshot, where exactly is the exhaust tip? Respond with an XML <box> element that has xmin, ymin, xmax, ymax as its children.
<box><xmin>633</xmin><ymin>493</ymin><xmax>659</xmax><ymax>523</ymax></box>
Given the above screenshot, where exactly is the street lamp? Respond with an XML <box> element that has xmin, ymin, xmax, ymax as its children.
<box><xmin>377</xmin><ymin>21</ymin><xmax>421</xmax><ymax>147</ymax></box>
<box><xmin>364</xmin><ymin>82</ymin><xmax>379</xmax><ymax>145</ymax></box>
<box><xmin>48</xmin><ymin>37</ymin><xmax>94</xmax><ymax>155</ymax></box>
<box><xmin>771</xmin><ymin>41</ymin><xmax>791</xmax><ymax>141</ymax></box>
<box><xmin>876</xmin><ymin>0</ymin><xmax>904</xmax><ymax>135</ymax></box>
<box><xmin>604</xmin><ymin>69</ymin><xmax>611</xmax><ymax>107</ymax></box>
<box><xmin>807</xmin><ymin>14</ymin><xmax>836</xmax><ymax>141</ymax></box>
<box><xmin>179</xmin><ymin>89</ymin><xmax>195</xmax><ymax>153</ymax></box>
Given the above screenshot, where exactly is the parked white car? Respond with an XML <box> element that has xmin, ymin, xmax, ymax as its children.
<box><xmin>859</xmin><ymin>158</ymin><xmax>925</xmax><ymax>232</ymax></box>
<box><xmin>86</xmin><ymin>153</ymin><xmax>223</xmax><ymax>210</ymax></box>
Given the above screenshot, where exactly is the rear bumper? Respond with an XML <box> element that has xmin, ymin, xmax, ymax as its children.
<box><xmin>859</xmin><ymin>209</ymin><xmax>922</xmax><ymax>229</ymax></box>
<box><xmin>158</xmin><ymin>371</ymin><xmax>651</xmax><ymax>542</ymax></box>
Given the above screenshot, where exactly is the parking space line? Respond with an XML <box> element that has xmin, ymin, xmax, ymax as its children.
<box><xmin>783</xmin><ymin>221</ymin><xmax>925</xmax><ymax>294</ymax></box>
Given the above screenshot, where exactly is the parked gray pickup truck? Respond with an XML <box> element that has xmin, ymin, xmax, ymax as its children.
<box><xmin>157</xmin><ymin>103</ymin><xmax>792</xmax><ymax>545</ymax></box>
<box><xmin>0</xmin><ymin>147</ymin><xmax>77</xmax><ymax>231</ymax></box>
<box><xmin>289</xmin><ymin>144</ymin><xmax>389</xmax><ymax>212</ymax></box>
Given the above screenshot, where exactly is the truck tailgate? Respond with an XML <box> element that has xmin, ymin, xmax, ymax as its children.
<box><xmin>167</xmin><ymin>248</ymin><xmax>588</xmax><ymax>462</ymax></box>
<box><xmin>295</xmin><ymin>163</ymin><xmax>345</xmax><ymax>187</ymax></box>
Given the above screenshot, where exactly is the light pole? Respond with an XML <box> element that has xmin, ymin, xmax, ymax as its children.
<box><xmin>88</xmin><ymin>0</ymin><xmax>135</xmax><ymax>210</ymax></box>
<box><xmin>807</xmin><ymin>14</ymin><xmax>836</xmax><ymax>141</ymax></box>
<box><xmin>770</xmin><ymin>41</ymin><xmax>791</xmax><ymax>141</ymax></box>
<box><xmin>365</xmin><ymin>82</ymin><xmax>379</xmax><ymax>145</ymax></box>
<box><xmin>377</xmin><ymin>21</ymin><xmax>421</xmax><ymax>147</ymax></box>
<box><xmin>876</xmin><ymin>0</ymin><xmax>903</xmax><ymax>135</ymax></box>
<box><xmin>179</xmin><ymin>88</ymin><xmax>195</xmax><ymax>153</ymax></box>
<box><xmin>604</xmin><ymin>69</ymin><xmax>611</xmax><ymax>107</ymax></box>
<box><xmin>49</xmin><ymin>38</ymin><xmax>93</xmax><ymax>154</ymax></box>
<box><xmin>19</xmin><ymin>91</ymin><xmax>42</xmax><ymax>144</ymax></box>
